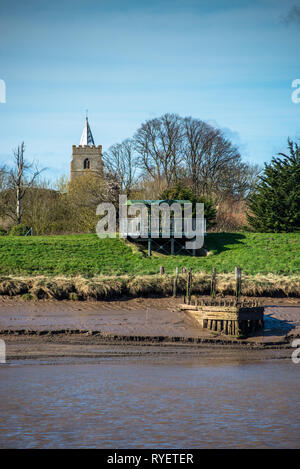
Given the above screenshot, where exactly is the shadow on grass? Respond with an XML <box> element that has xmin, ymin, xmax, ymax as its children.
<box><xmin>128</xmin><ymin>232</ymin><xmax>247</xmax><ymax>257</ymax></box>
<box><xmin>204</xmin><ymin>232</ymin><xmax>246</xmax><ymax>255</ymax></box>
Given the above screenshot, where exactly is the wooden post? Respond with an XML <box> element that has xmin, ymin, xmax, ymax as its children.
<box><xmin>189</xmin><ymin>269</ymin><xmax>193</xmax><ymax>304</ymax></box>
<box><xmin>171</xmin><ymin>237</ymin><xmax>175</xmax><ymax>255</ymax></box>
<box><xmin>211</xmin><ymin>267</ymin><xmax>216</xmax><ymax>299</ymax></box>
<box><xmin>186</xmin><ymin>271</ymin><xmax>190</xmax><ymax>304</ymax></box>
<box><xmin>160</xmin><ymin>266</ymin><xmax>165</xmax><ymax>275</ymax></box>
<box><xmin>173</xmin><ymin>267</ymin><xmax>178</xmax><ymax>297</ymax></box>
<box><xmin>186</xmin><ymin>269</ymin><xmax>192</xmax><ymax>304</ymax></box>
<box><xmin>235</xmin><ymin>266</ymin><xmax>242</xmax><ymax>301</ymax></box>
<box><xmin>148</xmin><ymin>238</ymin><xmax>152</xmax><ymax>257</ymax></box>
<box><xmin>259</xmin><ymin>319</ymin><xmax>264</xmax><ymax>330</ymax></box>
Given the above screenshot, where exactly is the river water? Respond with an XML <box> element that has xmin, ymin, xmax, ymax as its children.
<box><xmin>0</xmin><ymin>355</ymin><xmax>299</xmax><ymax>448</ymax></box>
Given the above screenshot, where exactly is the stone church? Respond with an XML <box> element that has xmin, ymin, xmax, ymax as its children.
<box><xmin>70</xmin><ymin>117</ymin><xmax>104</xmax><ymax>182</ymax></box>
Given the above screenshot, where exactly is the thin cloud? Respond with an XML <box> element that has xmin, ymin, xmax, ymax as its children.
<box><xmin>282</xmin><ymin>5</ymin><xmax>300</xmax><ymax>25</ymax></box>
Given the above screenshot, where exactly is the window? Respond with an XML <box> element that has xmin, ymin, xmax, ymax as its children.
<box><xmin>84</xmin><ymin>158</ymin><xmax>90</xmax><ymax>169</ymax></box>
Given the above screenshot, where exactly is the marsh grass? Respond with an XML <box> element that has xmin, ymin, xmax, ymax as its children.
<box><xmin>0</xmin><ymin>272</ymin><xmax>299</xmax><ymax>299</ymax></box>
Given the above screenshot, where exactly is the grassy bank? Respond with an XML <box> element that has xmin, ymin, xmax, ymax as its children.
<box><xmin>0</xmin><ymin>232</ymin><xmax>299</xmax><ymax>276</ymax></box>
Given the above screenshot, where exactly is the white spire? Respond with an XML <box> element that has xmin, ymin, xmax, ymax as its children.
<box><xmin>80</xmin><ymin>116</ymin><xmax>95</xmax><ymax>146</ymax></box>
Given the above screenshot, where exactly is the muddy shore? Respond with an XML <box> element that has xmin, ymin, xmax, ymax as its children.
<box><xmin>0</xmin><ymin>296</ymin><xmax>300</xmax><ymax>360</ymax></box>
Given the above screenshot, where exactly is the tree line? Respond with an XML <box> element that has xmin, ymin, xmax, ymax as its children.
<box><xmin>104</xmin><ymin>113</ymin><xmax>260</xmax><ymax>202</ymax></box>
<box><xmin>0</xmin><ymin>113</ymin><xmax>299</xmax><ymax>234</ymax></box>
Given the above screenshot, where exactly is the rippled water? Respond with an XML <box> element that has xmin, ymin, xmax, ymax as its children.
<box><xmin>0</xmin><ymin>357</ymin><xmax>300</xmax><ymax>448</ymax></box>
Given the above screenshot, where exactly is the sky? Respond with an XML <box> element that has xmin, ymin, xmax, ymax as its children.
<box><xmin>0</xmin><ymin>0</ymin><xmax>300</xmax><ymax>181</ymax></box>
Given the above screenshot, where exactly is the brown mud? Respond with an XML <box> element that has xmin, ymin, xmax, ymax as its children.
<box><xmin>1</xmin><ymin>296</ymin><xmax>300</xmax><ymax>360</ymax></box>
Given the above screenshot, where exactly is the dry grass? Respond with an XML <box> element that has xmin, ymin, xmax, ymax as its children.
<box><xmin>73</xmin><ymin>276</ymin><xmax>126</xmax><ymax>299</ymax></box>
<box><xmin>213</xmin><ymin>199</ymin><xmax>248</xmax><ymax>232</ymax></box>
<box><xmin>0</xmin><ymin>277</ymin><xmax>28</xmax><ymax>296</ymax></box>
<box><xmin>0</xmin><ymin>272</ymin><xmax>299</xmax><ymax>299</ymax></box>
<box><xmin>29</xmin><ymin>277</ymin><xmax>75</xmax><ymax>299</ymax></box>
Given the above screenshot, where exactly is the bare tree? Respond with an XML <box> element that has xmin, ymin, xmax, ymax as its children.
<box><xmin>181</xmin><ymin>119</ymin><xmax>251</xmax><ymax>199</ymax></box>
<box><xmin>8</xmin><ymin>142</ymin><xmax>45</xmax><ymax>224</ymax></box>
<box><xmin>197</xmin><ymin>133</ymin><xmax>241</xmax><ymax>196</ymax></box>
<box><xmin>103</xmin><ymin>139</ymin><xmax>137</xmax><ymax>195</ymax></box>
<box><xmin>134</xmin><ymin>113</ymin><xmax>184</xmax><ymax>190</ymax></box>
<box><xmin>133</xmin><ymin>114</ymin><xmax>248</xmax><ymax>200</ymax></box>
<box><xmin>101</xmin><ymin>114</ymin><xmax>261</xmax><ymax>205</ymax></box>
<box><xmin>182</xmin><ymin>117</ymin><xmax>219</xmax><ymax>194</ymax></box>
<box><xmin>216</xmin><ymin>162</ymin><xmax>262</xmax><ymax>201</ymax></box>
<box><xmin>0</xmin><ymin>165</ymin><xmax>8</xmax><ymax>192</ymax></box>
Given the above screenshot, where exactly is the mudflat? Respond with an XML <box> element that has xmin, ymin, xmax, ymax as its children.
<box><xmin>1</xmin><ymin>296</ymin><xmax>300</xmax><ymax>360</ymax></box>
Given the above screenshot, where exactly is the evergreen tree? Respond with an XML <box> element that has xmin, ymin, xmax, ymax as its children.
<box><xmin>247</xmin><ymin>140</ymin><xmax>300</xmax><ymax>232</ymax></box>
<box><xmin>160</xmin><ymin>182</ymin><xmax>216</xmax><ymax>228</ymax></box>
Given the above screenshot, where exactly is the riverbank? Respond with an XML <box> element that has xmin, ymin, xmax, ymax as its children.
<box><xmin>1</xmin><ymin>296</ymin><xmax>300</xmax><ymax>360</ymax></box>
<box><xmin>2</xmin><ymin>337</ymin><xmax>294</xmax><ymax>363</ymax></box>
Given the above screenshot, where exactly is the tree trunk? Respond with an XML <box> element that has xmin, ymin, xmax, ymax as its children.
<box><xmin>16</xmin><ymin>186</ymin><xmax>21</xmax><ymax>224</ymax></box>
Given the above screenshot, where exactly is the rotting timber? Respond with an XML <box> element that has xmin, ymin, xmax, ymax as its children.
<box><xmin>179</xmin><ymin>298</ymin><xmax>264</xmax><ymax>337</ymax></box>
<box><xmin>179</xmin><ymin>266</ymin><xmax>264</xmax><ymax>337</ymax></box>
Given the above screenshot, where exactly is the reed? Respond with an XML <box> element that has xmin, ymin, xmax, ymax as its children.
<box><xmin>0</xmin><ymin>272</ymin><xmax>298</xmax><ymax>300</ymax></box>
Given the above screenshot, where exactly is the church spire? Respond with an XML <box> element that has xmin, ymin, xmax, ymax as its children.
<box><xmin>80</xmin><ymin>115</ymin><xmax>95</xmax><ymax>146</ymax></box>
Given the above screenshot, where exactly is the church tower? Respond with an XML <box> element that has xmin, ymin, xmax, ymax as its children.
<box><xmin>70</xmin><ymin>117</ymin><xmax>104</xmax><ymax>182</ymax></box>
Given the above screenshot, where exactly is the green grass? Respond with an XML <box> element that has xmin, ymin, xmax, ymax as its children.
<box><xmin>0</xmin><ymin>232</ymin><xmax>299</xmax><ymax>277</ymax></box>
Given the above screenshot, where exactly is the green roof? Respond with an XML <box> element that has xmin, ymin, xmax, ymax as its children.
<box><xmin>126</xmin><ymin>199</ymin><xmax>191</xmax><ymax>206</ymax></box>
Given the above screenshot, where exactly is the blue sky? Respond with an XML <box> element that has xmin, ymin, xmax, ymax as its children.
<box><xmin>0</xmin><ymin>0</ymin><xmax>300</xmax><ymax>181</ymax></box>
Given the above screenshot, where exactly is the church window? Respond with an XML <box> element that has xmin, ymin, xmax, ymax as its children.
<box><xmin>84</xmin><ymin>158</ymin><xmax>90</xmax><ymax>169</ymax></box>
